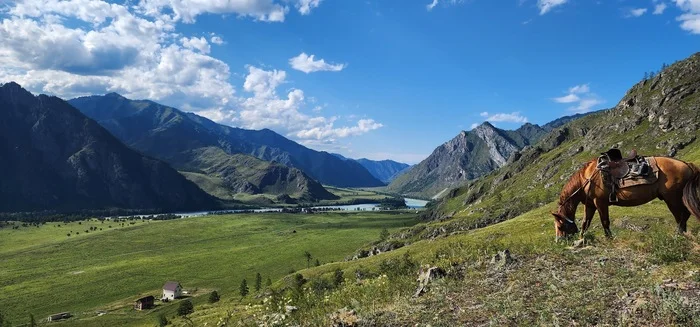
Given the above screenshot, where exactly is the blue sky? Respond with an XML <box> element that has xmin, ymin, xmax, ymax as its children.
<box><xmin>1</xmin><ymin>0</ymin><xmax>699</xmax><ymax>164</ymax></box>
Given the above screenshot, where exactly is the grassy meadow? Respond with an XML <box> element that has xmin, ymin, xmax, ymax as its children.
<box><xmin>0</xmin><ymin>211</ymin><xmax>419</xmax><ymax>326</ymax></box>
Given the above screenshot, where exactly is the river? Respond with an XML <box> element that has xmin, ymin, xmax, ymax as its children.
<box><xmin>160</xmin><ymin>198</ymin><xmax>430</xmax><ymax>218</ymax></box>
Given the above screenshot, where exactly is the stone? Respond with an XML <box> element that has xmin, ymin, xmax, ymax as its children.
<box><xmin>489</xmin><ymin>249</ymin><xmax>514</xmax><ymax>269</ymax></box>
<box><xmin>414</xmin><ymin>266</ymin><xmax>447</xmax><ymax>297</ymax></box>
<box><xmin>330</xmin><ymin>307</ymin><xmax>359</xmax><ymax>327</ymax></box>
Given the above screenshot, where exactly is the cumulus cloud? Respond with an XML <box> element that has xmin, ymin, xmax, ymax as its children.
<box><xmin>654</xmin><ymin>3</ymin><xmax>668</xmax><ymax>14</ymax></box>
<box><xmin>198</xmin><ymin>66</ymin><xmax>382</xmax><ymax>143</ymax></box>
<box><xmin>0</xmin><ymin>0</ymin><xmax>236</xmax><ymax>111</ymax></box>
<box><xmin>181</xmin><ymin>36</ymin><xmax>211</xmax><ymax>54</ymax></box>
<box><xmin>297</xmin><ymin>0</ymin><xmax>322</xmax><ymax>15</ymax></box>
<box><xmin>289</xmin><ymin>52</ymin><xmax>346</xmax><ymax>73</ymax></box>
<box><xmin>136</xmin><ymin>0</ymin><xmax>290</xmax><ymax>23</ymax></box>
<box><xmin>674</xmin><ymin>0</ymin><xmax>700</xmax><ymax>34</ymax></box>
<box><xmin>538</xmin><ymin>0</ymin><xmax>568</xmax><ymax>15</ymax></box>
<box><xmin>479</xmin><ymin>111</ymin><xmax>529</xmax><ymax>123</ymax></box>
<box><xmin>626</xmin><ymin>8</ymin><xmax>648</xmax><ymax>17</ymax></box>
<box><xmin>551</xmin><ymin>84</ymin><xmax>604</xmax><ymax>113</ymax></box>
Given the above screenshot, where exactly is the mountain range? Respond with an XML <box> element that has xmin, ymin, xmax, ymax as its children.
<box><xmin>68</xmin><ymin>94</ymin><xmax>383</xmax><ymax>192</ymax></box>
<box><xmin>386</xmin><ymin>113</ymin><xmax>597</xmax><ymax>199</ymax></box>
<box><xmin>332</xmin><ymin>154</ymin><xmax>411</xmax><ymax>183</ymax></box>
<box><xmin>0</xmin><ymin>82</ymin><xmax>217</xmax><ymax>213</ymax></box>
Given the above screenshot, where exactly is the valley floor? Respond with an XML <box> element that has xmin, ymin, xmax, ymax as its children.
<box><xmin>0</xmin><ymin>211</ymin><xmax>419</xmax><ymax>326</ymax></box>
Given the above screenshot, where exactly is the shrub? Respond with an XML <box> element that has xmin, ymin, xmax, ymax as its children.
<box><xmin>158</xmin><ymin>313</ymin><xmax>169</xmax><ymax>326</ymax></box>
<box><xmin>208</xmin><ymin>290</ymin><xmax>220</xmax><ymax>303</ymax></box>
<box><xmin>177</xmin><ymin>300</ymin><xmax>194</xmax><ymax>316</ymax></box>
<box><xmin>333</xmin><ymin>269</ymin><xmax>344</xmax><ymax>287</ymax></box>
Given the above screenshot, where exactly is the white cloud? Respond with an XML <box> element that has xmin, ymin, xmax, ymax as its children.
<box><xmin>553</xmin><ymin>94</ymin><xmax>580</xmax><ymax>103</ymax></box>
<box><xmin>0</xmin><ymin>0</ymin><xmax>314</xmax><ymax>120</ymax></box>
<box><xmin>137</xmin><ymin>0</ymin><xmax>290</xmax><ymax>23</ymax></box>
<box><xmin>538</xmin><ymin>0</ymin><xmax>568</xmax><ymax>15</ymax></box>
<box><xmin>198</xmin><ymin>66</ymin><xmax>382</xmax><ymax>144</ymax></box>
<box><xmin>654</xmin><ymin>3</ymin><xmax>668</xmax><ymax>14</ymax></box>
<box><xmin>289</xmin><ymin>52</ymin><xmax>346</xmax><ymax>73</ymax></box>
<box><xmin>627</xmin><ymin>8</ymin><xmax>648</xmax><ymax>17</ymax></box>
<box><xmin>570</xmin><ymin>98</ymin><xmax>604</xmax><ymax>113</ymax></box>
<box><xmin>568</xmin><ymin>84</ymin><xmax>590</xmax><ymax>94</ymax></box>
<box><xmin>481</xmin><ymin>112</ymin><xmax>528</xmax><ymax>123</ymax></box>
<box><xmin>426</xmin><ymin>0</ymin><xmax>439</xmax><ymax>11</ymax></box>
<box><xmin>674</xmin><ymin>0</ymin><xmax>700</xmax><ymax>33</ymax></box>
<box><xmin>181</xmin><ymin>36</ymin><xmax>211</xmax><ymax>54</ymax></box>
<box><xmin>210</xmin><ymin>36</ymin><xmax>224</xmax><ymax>45</ymax></box>
<box><xmin>551</xmin><ymin>84</ymin><xmax>605</xmax><ymax>113</ymax></box>
<box><xmin>470</xmin><ymin>123</ymin><xmax>480</xmax><ymax>129</ymax></box>
<box><xmin>297</xmin><ymin>0</ymin><xmax>322</xmax><ymax>15</ymax></box>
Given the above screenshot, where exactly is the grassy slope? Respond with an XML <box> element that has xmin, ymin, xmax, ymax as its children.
<box><xmin>0</xmin><ymin>212</ymin><xmax>419</xmax><ymax>326</ymax></box>
<box><xmin>187</xmin><ymin>201</ymin><xmax>699</xmax><ymax>326</ymax></box>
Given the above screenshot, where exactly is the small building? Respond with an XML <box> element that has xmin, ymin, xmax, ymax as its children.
<box><xmin>162</xmin><ymin>281</ymin><xmax>182</xmax><ymax>301</ymax></box>
<box><xmin>47</xmin><ymin>312</ymin><xmax>71</xmax><ymax>322</ymax></box>
<box><xmin>134</xmin><ymin>295</ymin><xmax>155</xmax><ymax>310</ymax></box>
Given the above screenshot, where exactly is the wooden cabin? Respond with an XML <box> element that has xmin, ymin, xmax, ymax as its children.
<box><xmin>134</xmin><ymin>295</ymin><xmax>155</xmax><ymax>310</ymax></box>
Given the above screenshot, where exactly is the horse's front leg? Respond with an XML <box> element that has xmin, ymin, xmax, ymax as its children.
<box><xmin>597</xmin><ymin>204</ymin><xmax>613</xmax><ymax>238</ymax></box>
<box><xmin>580</xmin><ymin>204</ymin><xmax>596</xmax><ymax>238</ymax></box>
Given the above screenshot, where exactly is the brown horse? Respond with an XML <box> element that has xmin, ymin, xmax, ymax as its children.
<box><xmin>552</xmin><ymin>156</ymin><xmax>700</xmax><ymax>240</ymax></box>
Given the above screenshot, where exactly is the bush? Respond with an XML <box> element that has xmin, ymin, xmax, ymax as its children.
<box><xmin>310</xmin><ymin>277</ymin><xmax>332</xmax><ymax>294</ymax></box>
<box><xmin>208</xmin><ymin>290</ymin><xmax>220</xmax><ymax>303</ymax></box>
<box><xmin>177</xmin><ymin>300</ymin><xmax>194</xmax><ymax>316</ymax></box>
<box><xmin>333</xmin><ymin>269</ymin><xmax>344</xmax><ymax>287</ymax></box>
<box><xmin>158</xmin><ymin>313</ymin><xmax>169</xmax><ymax>326</ymax></box>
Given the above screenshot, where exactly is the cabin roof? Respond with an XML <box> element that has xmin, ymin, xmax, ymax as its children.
<box><xmin>163</xmin><ymin>281</ymin><xmax>180</xmax><ymax>291</ymax></box>
<box><xmin>136</xmin><ymin>295</ymin><xmax>155</xmax><ymax>302</ymax></box>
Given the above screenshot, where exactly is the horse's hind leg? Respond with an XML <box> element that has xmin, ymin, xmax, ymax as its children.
<box><xmin>664</xmin><ymin>198</ymin><xmax>691</xmax><ymax>234</ymax></box>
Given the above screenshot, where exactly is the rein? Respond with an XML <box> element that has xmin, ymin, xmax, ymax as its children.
<box><xmin>557</xmin><ymin>168</ymin><xmax>600</xmax><ymax>224</ymax></box>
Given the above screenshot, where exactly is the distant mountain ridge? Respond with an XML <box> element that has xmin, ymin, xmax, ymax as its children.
<box><xmin>68</xmin><ymin>94</ymin><xmax>341</xmax><ymax>202</ymax></box>
<box><xmin>332</xmin><ymin>154</ymin><xmax>411</xmax><ymax>183</ymax></box>
<box><xmin>386</xmin><ymin>113</ymin><xmax>593</xmax><ymax>199</ymax></box>
<box><xmin>0</xmin><ymin>82</ymin><xmax>217</xmax><ymax>213</ymax></box>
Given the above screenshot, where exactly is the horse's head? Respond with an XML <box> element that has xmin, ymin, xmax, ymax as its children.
<box><xmin>552</xmin><ymin>210</ymin><xmax>578</xmax><ymax>239</ymax></box>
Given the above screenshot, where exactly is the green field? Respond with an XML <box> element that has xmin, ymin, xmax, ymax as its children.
<box><xmin>0</xmin><ymin>212</ymin><xmax>419</xmax><ymax>326</ymax></box>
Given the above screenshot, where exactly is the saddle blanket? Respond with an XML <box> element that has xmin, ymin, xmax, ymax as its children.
<box><xmin>616</xmin><ymin>156</ymin><xmax>659</xmax><ymax>188</ymax></box>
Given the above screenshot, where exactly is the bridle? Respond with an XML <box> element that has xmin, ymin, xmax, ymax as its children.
<box><xmin>556</xmin><ymin>168</ymin><xmax>600</xmax><ymax>225</ymax></box>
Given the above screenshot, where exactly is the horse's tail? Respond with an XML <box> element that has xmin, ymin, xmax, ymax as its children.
<box><xmin>682</xmin><ymin>163</ymin><xmax>700</xmax><ymax>220</ymax></box>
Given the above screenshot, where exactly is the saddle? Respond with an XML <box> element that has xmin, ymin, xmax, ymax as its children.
<box><xmin>597</xmin><ymin>149</ymin><xmax>658</xmax><ymax>202</ymax></box>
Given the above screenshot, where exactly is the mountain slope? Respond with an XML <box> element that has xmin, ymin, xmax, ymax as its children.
<box><xmin>333</xmin><ymin>154</ymin><xmax>411</xmax><ymax>183</ymax></box>
<box><xmin>0</xmin><ymin>82</ymin><xmax>217</xmax><ymax>213</ymax></box>
<box><xmin>69</xmin><ymin>95</ymin><xmax>384</xmax><ymax>189</ymax></box>
<box><xmin>178</xmin><ymin>147</ymin><xmax>337</xmax><ymax>202</ymax></box>
<box><xmin>387</xmin><ymin>122</ymin><xmax>548</xmax><ymax>198</ymax></box>
<box><xmin>356</xmin><ymin>158</ymin><xmax>411</xmax><ymax>183</ymax></box>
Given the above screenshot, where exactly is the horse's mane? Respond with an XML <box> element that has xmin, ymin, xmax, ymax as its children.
<box><xmin>558</xmin><ymin>159</ymin><xmax>596</xmax><ymax>207</ymax></box>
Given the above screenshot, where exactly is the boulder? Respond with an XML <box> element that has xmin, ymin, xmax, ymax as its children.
<box><xmin>414</xmin><ymin>266</ymin><xmax>447</xmax><ymax>297</ymax></box>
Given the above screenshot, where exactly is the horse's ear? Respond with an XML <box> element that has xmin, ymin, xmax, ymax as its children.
<box><xmin>551</xmin><ymin>212</ymin><xmax>563</xmax><ymax>220</ymax></box>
